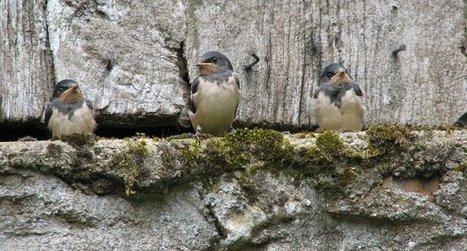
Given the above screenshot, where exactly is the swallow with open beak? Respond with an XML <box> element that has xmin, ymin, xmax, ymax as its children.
<box><xmin>188</xmin><ymin>51</ymin><xmax>240</xmax><ymax>136</ymax></box>
<box><xmin>310</xmin><ymin>63</ymin><xmax>364</xmax><ymax>131</ymax></box>
<box><xmin>44</xmin><ymin>79</ymin><xmax>97</xmax><ymax>138</ymax></box>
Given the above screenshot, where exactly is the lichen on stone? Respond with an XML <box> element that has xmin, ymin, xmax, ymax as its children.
<box><xmin>315</xmin><ymin>130</ymin><xmax>344</xmax><ymax>156</ymax></box>
<box><xmin>453</xmin><ymin>161</ymin><xmax>467</xmax><ymax>177</ymax></box>
<box><xmin>47</xmin><ymin>143</ymin><xmax>63</xmax><ymax>157</ymax></box>
<box><xmin>59</xmin><ymin>133</ymin><xmax>97</xmax><ymax>148</ymax></box>
<box><xmin>366</xmin><ymin>124</ymin><xmax>414</xmax><ymax>154</ymax></box>
<box><xmin>180</xmin><ymin>128</ymin><xmax>294</xmax><ymax>173</ymax></box>
<box><xmin>108</xmin><ymin>126</ymin><xmax>461</xmax><ymax>196</ymax></box>
<box><xmin>111</xmin><ymin>136</ymin><xmax>151</xmax><ymax>195</ymax></box>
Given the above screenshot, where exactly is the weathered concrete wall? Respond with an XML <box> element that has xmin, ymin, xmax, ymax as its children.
<box><xmin>0</xmin><ymin>0</ymin><xmax>466</xmax><ymax>128</ymax></box>
<box><xmin>0</xmin><ymin>128</ymin><xmax>466</xmax><ymax>250</ymax></box>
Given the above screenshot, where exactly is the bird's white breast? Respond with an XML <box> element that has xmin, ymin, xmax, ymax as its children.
<box><xmin>48</xmin><ymin>103</ymin><xmax>96</xmax><ymax>138</ymax></box>
<box><xmin>314</xmin><ymin>90</ymin><xmax>363</xmax><ymax>131</ymax></box>
<box><xmin>190</xmin><ymin>76</ymin><xmax>240</xmax><ymax>135</ymax></box>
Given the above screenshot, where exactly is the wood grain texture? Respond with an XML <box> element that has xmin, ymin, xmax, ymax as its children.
<box><xmin>186</xmin><ymin>0</ymin><xmax>467</xmax><ymax>128</ymax></box>
<box><xmin>0</xmin><ymin>0</ymin><xmax>465</xmax><ymax>128</ymax></box>
<box><xmin>46</xmin><ymin>0</ymin><xmax>189</xmax><ymax>127</ymax></box>
<box><xmin>0</xmin><ymin>0</ymin><xmax>54</xmax><ymax>123</ymax></box>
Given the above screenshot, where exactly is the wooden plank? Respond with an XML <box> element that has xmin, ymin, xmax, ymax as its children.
<box><xmin>0</xmin><ymin>0</ymin><xmax>54</xmax><ymax>123</ymax></box>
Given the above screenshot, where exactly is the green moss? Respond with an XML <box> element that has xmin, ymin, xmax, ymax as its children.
<box><xmin>246</xmin><ymin>162</ymin><xmax>266</xmax><ymax>174</ymax></box>
<box><xmin>47</xmin><ymin>143</ymin><xmax>63</xmax><ymax>157</ymax></box>
<box><xmin>294</xmin><ymin>145</ymin><xmax>327</xmax><ymax>168</ymax></box>
<box><xmin>286</xmin><ymin>129</ymin><xmax>391</xmax><ymax>190</ymax></box>
<box><xmin>366</xmin><ymin>125</ymin><xmax>414</xmax><ymax>154</ymax></box>
<box><xmin>204</xmin><ymin>139</ymin><xmax>249</xmax><ymax>167</ymax></box>
<box><xmin>307</xmin><ymin>130</ymin><xmax>374</xmax><ymax>162</ymax></box>
<box><xmin>238</xmin><ymin>173</ymin><xmax>261</xmax><ymax>203</ymax></box>
<box><xmin>180</xmin><ymin>128</ymin><xmax>294</xmax><ymax>172</ymax></box>
<box><xmin>453</xmin><ymin>162</ymin><xmax>467</xmax><ymax>176</ymax></box>
<box><xmin>191</xmin><ymin>129</ymin><xmax>368</xmax><ymax>190</ymax></box>
<box><xmin>190</xmin><ymin>138</ymin><xmax>202</xmax><ymax>157</ymax></box>
<box><xmin>180</xmin><ymin>138</ymin><xmax>201</xmax><ymax>163</ymax></box>
<box><xmin>111</xmin><ymin>137</ymin><xmax>151</xmax><ymax>196</ymax></box>
<box><xmin>294</xmin><ymin>132</ymin><xmax>320</xmax><ymax>139</ymax></box>
<box><xmin>338</xmin><ymin>167</ymin><xmax>359</xmax><ymax>186</ymax></box>
<box><xmin>316</xmin><ymin>130</ymin><xmax>344</xmax><ymax>155</ymax></box>
<box><xmin>60</xmin><ymin>133</ymin><xmax>97</xmax><ymax>148</ymax></box>
<box><xmin>221</xmin><ymin>128</ymin><xmax>293</xmax><ymax>166</ymax></box>
<box><xmin>179</xmin><ymin>126</ymin><xmax>457</xmax><ymax>194</ymax></box>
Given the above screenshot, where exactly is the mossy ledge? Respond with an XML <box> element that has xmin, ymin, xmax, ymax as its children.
<box><xmin>0</xmin><ymin>126</ymin><xmax>465</xmax><ymax>196</ymax></box>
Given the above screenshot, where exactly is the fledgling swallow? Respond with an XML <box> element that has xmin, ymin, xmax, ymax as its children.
<box><xmin>44</xmin><ymin>79</ymin><xmax>97</xmax><ymax>138</ymax></box>
<box><xmin>454</xmin><ymin>112</ymin><xmax>467</xmax><ymax>128</ymax></box>
<box><xmin>188</xmin><ymin>51</ymin><xmax>240</xmax><ymax>136</ymax></box>
<box><xmin>310</xmin><ymin>63</ymin><xmax>364</xmax><ymax>132</ymax></box>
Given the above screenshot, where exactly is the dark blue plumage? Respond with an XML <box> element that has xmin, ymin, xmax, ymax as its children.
<box><xmin>311</xmin><ymin>63</ymin><xmax>365</xmax><ymax>131</ymax></box>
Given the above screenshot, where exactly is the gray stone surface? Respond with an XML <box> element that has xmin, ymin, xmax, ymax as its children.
<box><xmin>0</xmin><ymin>172</ymin><xmax>216</xmax><ymax>250</ymax></box>
<box><xmin>1</xmin><ymin>0</ymin><xmax>466</xmax><ymax>127</ymax></box>
<box><xmin>0</xmin><ymin>128</ymin><xmax>465</xmax><ymax>250</ymax></box>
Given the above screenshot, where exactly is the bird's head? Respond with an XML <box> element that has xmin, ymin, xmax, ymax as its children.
<box><xmin>320</xmin><ymin>63</ymin><xmax>353</xmax><ymax>85</ymax></box>
<box><xmin>196</xmin><ymin>51</ymin><xmax>233</xmax><ymax>75</ymax></box>
<box><xmin>52</xmin><ymin>79</ymin><xmax>84</xmax><ymax>103</ymax></box>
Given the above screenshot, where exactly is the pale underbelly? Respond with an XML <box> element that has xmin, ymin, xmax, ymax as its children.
<box><xmin>48</xmin><ymin>107</ymin><xmax>96</xmax><ymax>137</ymax></box>
<box><xmin>315</xmin><ymin>92</ymin><xmax>363</xmax><ymax>131</ymax></box>
<box><xmin>191</xmin><ymin>88</ymin><xmax>239</xmax><ymax>135</ymax></box>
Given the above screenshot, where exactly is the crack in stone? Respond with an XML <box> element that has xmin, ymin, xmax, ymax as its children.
<box><xmin>43</xmin><ymin>0</ymin><xmax>56</xmax><ymax>89</ymax></box>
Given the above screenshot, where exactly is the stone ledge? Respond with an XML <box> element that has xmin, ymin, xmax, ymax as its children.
<box><xmin>0</xmin><ymin>126</ymin><xmax>466</xmax><ymax>250</ymax></box>
<box><xmin>0</xmin><ymin>127</ymin><xmax>465</xmax><ymax>196</ymax></box>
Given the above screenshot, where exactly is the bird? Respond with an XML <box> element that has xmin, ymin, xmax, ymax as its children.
<box><xmin>188</xmin><ymin>51</ymin><xmax>240</xmax><ymax>136</ymax></box>
<box><xmin>310</xmin><ymin>63</ymin><xmax>364</xmax><ymax>132</ymax></box>
<box><xmin>44</xmin><ymin>79</ymin><xmax>97</xmax><ymax>138</ymax></box>
<box><xmin>454</xmin><ymin>112</ymin><xmax>467</xmax><ymax>128</ymax></box>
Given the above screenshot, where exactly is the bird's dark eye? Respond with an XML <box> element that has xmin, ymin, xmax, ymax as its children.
<box><xmin>326</xmin><ymin>72</ymin><xmax>335</xmax><ymax>78</ymax></box>
<box><xmin>211</xmin><ymin>57</ymin><xmax>218</xmax><ymax>63</ymax></box>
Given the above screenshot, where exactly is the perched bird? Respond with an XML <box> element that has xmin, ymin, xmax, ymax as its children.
<box><xmin>454</xmin><ymin>112</ymin><xmax>467</xmax><ymax>128</ymax></box>
<box><xmin>44</xmin><ymin>79</ymin><xmax>97</xmax><ymax>138</ymax></box>
<box><xmin>310</xmin><ymin>63</ymin><xmax>364</xmax><ymax>131</ymax></box>
<box><xmin>188</xmin><ymin>51</ymin><xmax>240</xmax><ymax>136</ymax></box>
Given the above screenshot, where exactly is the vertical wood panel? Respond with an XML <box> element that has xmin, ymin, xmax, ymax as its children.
<box><xmin>0</xmin><ymin>0</ymin><xmax>465</xmax><ymax>128</ymax></box>
<box><xmin>0</xmin><ymin>0</ymin><xmax>54</xmax><ymax>123</ymax></box>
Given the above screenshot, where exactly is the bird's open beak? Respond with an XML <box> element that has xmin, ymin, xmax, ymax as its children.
<box><xmin>331</xmin><ymin>72</ymin><xmax>353</xmax><ymax>84</ymax></box>
<box><xmin>61</xmin><ymin>85</ymin><xmax>83</xmax><ymax>103</ymax></box>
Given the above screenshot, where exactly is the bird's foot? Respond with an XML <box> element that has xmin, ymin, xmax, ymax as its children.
<box><xmin>228</xmin><ymin>126</ymin><xmax>237</xmax><ymax>133</ymax></box>
<box><xmin>194</xmin><ymin>126</ymin><xmax>212</xmax><ymax>139</ymax></box>
<box><xmin>193</xmin><ymin>132</ymin><xmax>214</xmax><ymax>140</ymax></box>
<box><xmin>195</xmin><ymin>126</ymin><xmax>203</xmax><ymax>138</ymax></box>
